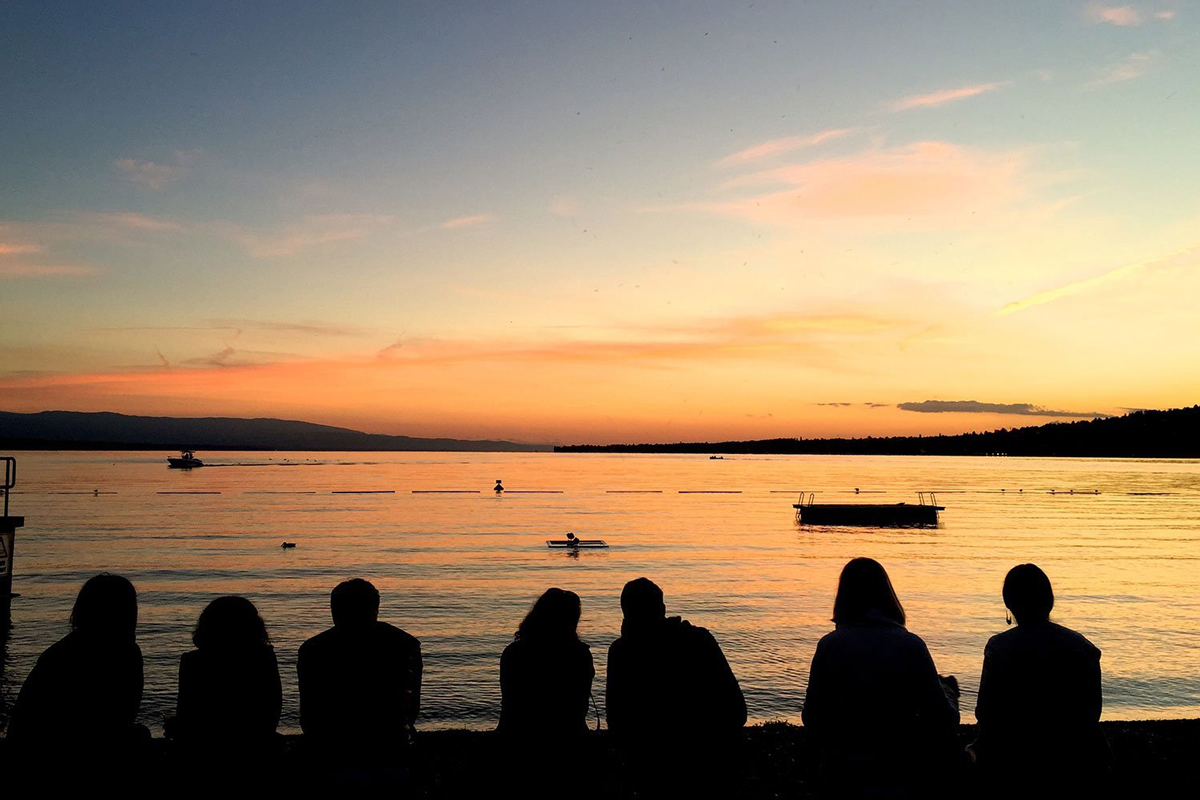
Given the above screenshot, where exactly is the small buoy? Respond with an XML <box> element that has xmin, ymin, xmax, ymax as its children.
<box><xmin>281</xmin><ymin>542</ymin><xmax>297</xmax><ymax>549</ymax></box>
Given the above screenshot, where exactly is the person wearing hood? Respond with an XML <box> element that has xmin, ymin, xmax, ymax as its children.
<box><xmin>606</xmin><ymin>577</ymin><xmax>746</xmax><ymax>794</ymax></box>
<box><xmin>801</xmin><ymin>558</ymin><xmax>960</xmax><ymax>799</ymax></box>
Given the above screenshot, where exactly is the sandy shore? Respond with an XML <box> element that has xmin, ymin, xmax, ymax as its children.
<box><xmin>2</xmin><ymin>720</ymin><xmax>1197</xmax><ymax>795</ymax></box>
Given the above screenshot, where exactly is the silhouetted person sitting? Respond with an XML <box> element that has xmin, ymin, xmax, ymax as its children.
<box><xmin>802</xmin><ymin>558</ymin><xmax>960</xmax><ymax>799</ymax></box>
<box><xmin>8</xmin><ymin>573</ymin><xmax>147</xmax><ymax>787</ymax></box>
<box><xmin>499</xmin><ymin>587</ymin><xmax>595</xmax><ymax>738</ymax></box>
<box><xmin>607</xmin><ymin>577</ymin><xmax>746</xmax><ymax>795</ymax></box>
<box><xmin>169</xmin><ymin>596</ymin><xmax>282</xmax><ymax>761</ymax></box>
<box><xmin>973</xmin><ymin>564</ymin><xmax>1108</xmax><ymax>797</ymax></box>
<box><xmin>298</xmin><ymin>578</ymin><xmax>422</xmax><ymax>781</ymax></box>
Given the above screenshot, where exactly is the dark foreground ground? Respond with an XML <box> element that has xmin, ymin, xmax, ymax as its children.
<box><xmin>2</xmin><ymin>720</ymin><xmax>1197</xmax><ymax>796</ymax></box>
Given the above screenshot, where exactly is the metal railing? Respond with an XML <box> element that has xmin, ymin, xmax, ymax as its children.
<box><xmin>2</xmin><ymin>456</ymin><xmax>15</xmax><ymax>517</ymax></box>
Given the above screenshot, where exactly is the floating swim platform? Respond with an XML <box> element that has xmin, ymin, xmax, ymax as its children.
<box><xmin>793</xmin><ymin>492</ymin><xmax>943</xmax><ymax>528</ymax></box>
<box><xmin>546</xmin><ymin>539</ymin><xmax>608</xmax><ymax>548</ymax></box>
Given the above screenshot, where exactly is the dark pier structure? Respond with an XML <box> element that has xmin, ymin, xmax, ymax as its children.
<box><xmin>1</xmin><ymin>457</ymin><xmax>24</xmax><ymax>622</ymax></box>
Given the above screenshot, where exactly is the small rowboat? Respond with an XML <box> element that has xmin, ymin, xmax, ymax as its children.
<box><xmin>546</xmin><ymin>539</ymin><xmax>609</xmax><ymax>548</ymax></box>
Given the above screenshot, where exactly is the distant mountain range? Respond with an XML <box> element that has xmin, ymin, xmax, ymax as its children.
<box><xmin>0</xmin><ymin>410</ymin><xmax>549</xmax><ymax>452</ymax></box>
<box><xmin>555</xmin><ymin>406</ymin><xmax>1200</xmax><ymax>458</ymax></box>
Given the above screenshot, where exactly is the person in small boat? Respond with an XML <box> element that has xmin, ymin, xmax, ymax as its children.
<box><xmin>494</xmin><ymin>479</ymin><xmax>504</xmax><ymax>494</ymax></box>
<box><xmin>566</xmin><ymin>532</ymin><xmax>580</xmax><ymax>546</ymax></box>
<box><xmin>607</xmin><ymin>577</ymin><xmax>746</xmax><ymax>795</ymax></box>
<box><xmin>972</xmin><ymin>564</ymin><xmax>1108</xmax><ymax>796</ymax></box>
<box><xmin>498</xmin><ymin>588</ymin><xmax>594</xmax><ymax>739</ymax></box>
<box><xmin>7</xmin><ymin>574</ymin><xmax>148</xmax><ymax>786</ymax></box>
<box><xmin>802</xmin><ymin>558</ymin><xmax>960</xmax><ymax>799</ymax></box>
<box><xmin>169</xmin><ymin>596</ymin><xmax>282</xmax><ymax>754</ymax></box>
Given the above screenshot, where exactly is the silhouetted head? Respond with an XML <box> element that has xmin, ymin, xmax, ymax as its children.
<box><xmin>620</xmin><ymin>577</ymin><xmax>666</xmax><ymax>624</ymax></box>
<box><xmin>70</xmin><ymin>573</ymin><xmax>138</xmax><ymax>640</ymax></box>
<box><xmin>193</xmin><ymin>596</ymin><xmax>270</xmax><ymax>650</ymax></box>
<box><xmin>331</xmin><ymin>578</ymin><xmax>380</xmax><ymax>628</ymax></box>
<box><xmin>832</xmin><ymin>558</ymin><xmax>906</xmax><ymax>627</ymax></box>
<box><xmin>1002</xmin><ymin>563</ymin><xmax>1054</xmax><ymax>624</ymax></box>
<box><xmin>514</xmin><ymin>588</ymin><xmax>581</xmax><ymax>643</ymax></box>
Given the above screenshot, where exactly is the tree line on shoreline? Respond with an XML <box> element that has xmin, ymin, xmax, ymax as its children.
<box><xmin>556</xmin><ymin>406</ymin><xmax>1200</xmax><ymax>458</ymax></box>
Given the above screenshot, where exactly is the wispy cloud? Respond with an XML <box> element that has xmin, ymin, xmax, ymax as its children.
<box><xmin>114</xmin><ymin>149</ymin><xmax>202</xmax><ymax>190</ymax></box>
<box><xmin>1</xmin><ymin>233</ymin><xmax>97</xmax><ymax>278</ymax></box>
<box><xmin>1086</xmin><ymin>4</ymin><xmax>1144</xmax><ymax>26</ymax></box>
<box><xmin>0</xmin><ymin>263</ymin><xmax>98</xmax><ymax>278</ymax></box>
<box><xmin>898</xmin><ymin>400</ymin><xmax>1109</xmax><ymax>418</ymax></box>
<box><xmin>1089</xmin><ymin>50</ymin><xmax>1158</xmax><ymax>87</ymax></box>
<box><xmin>548</xmin><ymin>196</ymin><xmax>579</xmax><ymax>217</ymax></box>
<box><xmin>207</xmin><ymin>319</ymin><xmax>371</xmax><ymax>337</ymax></box>
<box><xmin>690</xmin><ymin>141</ymin><xmax>1029</xmax><ymax>227</ymax></box>
<box><xmin>889</xmin><ymin>82</ymin><xmax>1006</xmax><ymax>112</ymax></box>
<box><xmin>718</xmin><ymin>129</ymin><xmax>854</xmax><ymax>166</ymax></box>
<box><xmin>996</xmin><ymin>243</ymin><xmax>1199</xmax><ymax>316</ymax></box>
<box><xmin>88</xmin><ymin>319</ymin><xmax>371</xmax><ymax>337</ymax></box>
<box><xmin>0</xmin><ymin>243</ymin><xmax>41</xmax><ymax>256</ymax></box>
<box><xmin>441</xmin><ymin>213</ymin><xmax>497</xmax><ymax>230</ymax></box>
<box><xmin>223</xmin><ymin>213</ymin><xmax>394</xmax><ymax>258</ymax></box>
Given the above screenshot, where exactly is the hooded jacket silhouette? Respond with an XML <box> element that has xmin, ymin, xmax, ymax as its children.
<box><xmin>606</xmin><ymin>615</ymin><xmax>746</xmax><ymax>738</ymax></box>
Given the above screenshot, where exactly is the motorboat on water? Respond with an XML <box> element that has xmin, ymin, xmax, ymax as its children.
<box><xmin>167</xmin><ymin>450</ymin><xmax>205</xmax><ymax>469</ymax></box>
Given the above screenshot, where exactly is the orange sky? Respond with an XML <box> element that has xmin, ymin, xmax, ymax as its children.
<box><xmin>3</xmin><ymin>3</ymin><xmax>1199</xmax><ymax>444</ymax></box>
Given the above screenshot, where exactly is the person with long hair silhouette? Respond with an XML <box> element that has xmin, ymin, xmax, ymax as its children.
<box><xmin>972</xmin><ymin>564</ymin><xmax>1108</xmax><ymax>795</ymax></box>
<box><xmin>802</xmin><ymin>558</ymin><xmax>959</xmax><ymax>798</ymax></box>
<box><xmin>8</xmin><ymin>574</ymin><xmax>147</xmax><ymax>787</ymax></box>
<box><xmin>498</xmin><ymin>587</ymin><xmax>594</xmax><ymax>738</ymax></box>
<box><xmin>170</xmin><ymin>596</ymin><xmax>282</xmax><ymax>750</ymax></box>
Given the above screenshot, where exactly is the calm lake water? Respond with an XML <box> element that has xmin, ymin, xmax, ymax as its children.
<box><xmin>2</xmin><ymin>450</ymin><xmax>1199</xmax><ymax>733</ymax></box>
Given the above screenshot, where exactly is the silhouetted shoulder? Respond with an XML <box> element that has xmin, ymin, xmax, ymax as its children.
<box><xmin>986</xmin><ymin>621</ymin><xmax>1100</xmax><ymax>660</ymax></box>
<box><xmin>376</xmin><ymin>620</ymin><xmax>421</xmax><ymax>647</ymax></box>
<box><xmin>817</xmin><ymin>619</ymin><xmax>930</xmax><ymax>653</ymax></box>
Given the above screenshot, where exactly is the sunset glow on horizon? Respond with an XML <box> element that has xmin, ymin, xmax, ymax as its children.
<box><xmin>3</xmin><ymin>2</ymin><xmax>1199</xmax><ymax>444</ymax></box>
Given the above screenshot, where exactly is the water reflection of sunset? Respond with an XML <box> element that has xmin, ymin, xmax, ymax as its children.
<box><xmin>8</xmin><ymin>451</ymin><xmax>1200</xmax><ymax>733</ymax></box>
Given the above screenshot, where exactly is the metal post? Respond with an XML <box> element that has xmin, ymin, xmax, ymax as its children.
<box><xmin>1</xmin><ymin>456</ymin><xmax>25</xmax><ymax>620</ymax></box>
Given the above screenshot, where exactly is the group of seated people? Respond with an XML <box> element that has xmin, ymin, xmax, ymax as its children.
<box><xmin>4</xmin><ymin>560</ymin><xmax>1107</xmax><ymax>797</ymax></box>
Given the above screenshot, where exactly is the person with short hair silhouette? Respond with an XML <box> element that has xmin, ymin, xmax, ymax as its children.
<box><xmin>8</xmin><ymin>573</ymin><xmax>147</xmax><ymax>787</ymax></box>
<box><xmin>802</xmin><ymin>558</ymin><xmax>959</xmax><ymax>799</ymax></box>
<box><xmin>298</xmin><ymin>578</ymin><xmax>422</xmax><ymax>781</ymax></box>
<box><xmin>498</xmin><ymin>587</ymin><xmax>594</xmax><ymax>738</ymax></box>
<box><xmin>972</xmin><ymin>564</ymin><xmax>1108</xmax><ymax>796</ymax></box>
<box><xmin>607</xmin><ymin>577</ymin><xmax>746</xmax><ymax>795</ymax></box>
<box><xmin>169</xmin><ymin>596</ymin><xmax>282</xmax><ymax>752</ymax></box>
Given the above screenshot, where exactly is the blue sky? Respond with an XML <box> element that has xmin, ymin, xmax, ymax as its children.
<box><xmin>2</xmin><ymin>2</ymin><xmax>1198</xmax><ymax>442</ymax></box>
